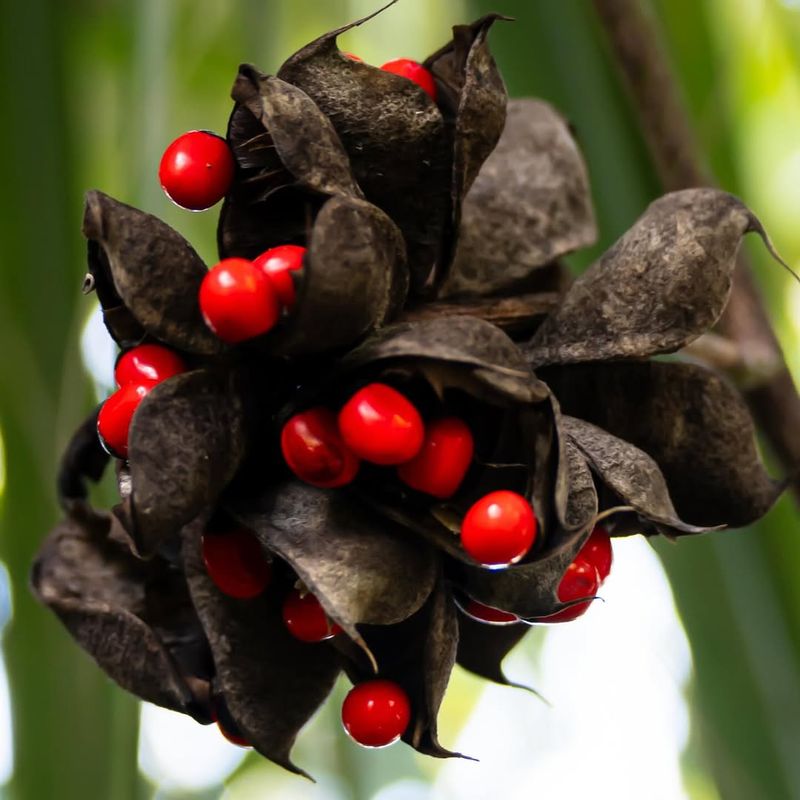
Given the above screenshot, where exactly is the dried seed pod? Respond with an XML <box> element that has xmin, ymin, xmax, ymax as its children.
<box><xmin>32</xmin><ymin>514</ymin><xmax>212</xmax><ymax>721</ymax></box>
<box><xmin>528</xmin><ymin>189</ymin><xmax>771</xmax><ymax>366</ymax></box>
<box><xmin>439</xmin><ymin>99</ymin><xmax>596</xmax><ymax>299</ymax></box>
<box><xmin>83</xmin><ymin>191</ymin><xmax>223</xmax><ymax>356</ymax></box>
<box><xmin>182</xmin><ymin>519</ymin><xmax>340</xmax><ymax>776</ymax></box>
<box><xmin>33</xmin><ymin>4</ymin><xmax>789</xmax><ymax>782</ymax></box>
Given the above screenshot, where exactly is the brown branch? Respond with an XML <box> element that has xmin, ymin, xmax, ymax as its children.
<box><xmin>593</xmin><ymin>0</ymin><xmax>800</xmax><ymax>498</ymax></box>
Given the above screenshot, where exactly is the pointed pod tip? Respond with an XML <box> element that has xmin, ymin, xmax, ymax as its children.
<box><xmin>353</xmin><ymin>634</ymin><xmax>379</xmax><ymax>674</ymax></box>
<box><xmin>82</xmin><ymin>189</ymin><xmax>106</xmax><ymax>240</ymax></box>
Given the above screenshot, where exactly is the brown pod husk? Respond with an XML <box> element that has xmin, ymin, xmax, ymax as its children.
<box><xmin>423</xmin><ymin>14</ymin><xmax>509</xmax><ymax>288</ymax></box>
<box><xmin>218</xmin><ymin>66</ymin><xmax>363</xmax><ymax>260</ymax></box>
<box><xmin>439</xmin><ymin>99</ymin><xmax>597</xmax><ymax>299</ymax></box>
<box><xmin>266</xmin><ymin>195</ymin><xmax>408</xmax><ymax>356</ymax></box>
<box><xmin>228</xmin><ymin>481</ymin><xmax>438</xmax><ymax>658</ymax></box>
<box><xmin>57</xmin><ymin>405</ymin><xmax>109</xmax><ymax>513</ymax></box>
<box><xmin>277</xmin><ymin>8</ymin><xmax>450</xmax><ymax>292</ymax></box>
<box><xmin>122</xmin><ymin>368</ymin><xmax>246</xmax><ymax>556</ymax></box>
<box><xmin>341</xmin><ymin>316</ymin><xmax>548</xmax><ymax>405</ymax></box>
<box><xmin>232</xmin><ymin>67</ymin><xmax>361</xmax><ymax>198</ymax></box>
<box><xmin>336</xmin><ymin>576</ymin><xmax>465</xmax><ymax>759</ymax></box>
<box><xmin>542</xmin><ymin>360</ymin><xmax>784</xmax><ymax>527</ymax></box>
<box><xmin>455</xmin><ymin>612</ymin><xmax>532</xmax><ymax>690</ymax></box>
<box><xmin>527</xmin><ymin>189</ymin><xmax>770</xmax><ymax>366</ymax></box>
<box><xmin>32</xmin><ymin>514</ymin><xmax>211</xmax><ymax>721</ymax></box>
<box><xmin>562</xmin><ymin>415</ymin><xmax>710</xmax><ymax>535</ymax></box>
<box><xmin>218</xmin><ymin>95</ymin><xmax>321</xmax><ymax>260</ymax></box>
<box><xmin>553</xmin><ymin>417</ymin><xmax>599</xmax><ymax>533</ymax></box>
<box><xmin>424</xmin><ymin>14</ymin><xmax>508</xmax><ymax>204</ymax></box>
<box><xmin>83</xmin><ymin>191</ymin><xmax>223</xmax><ymax>356</ymax></box>
<box><xmin>182</xmin><ymin>520</ymin><xmax>340</xmax><ymax>777</ymax></box>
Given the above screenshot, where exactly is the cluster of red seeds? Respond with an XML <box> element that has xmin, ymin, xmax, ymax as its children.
<box><xmin>97</xmin><ymin>344</ymin><xmax>187</xmax><ymax>457</ymax></box>
<box><xmin>97</xmin><ymin>53</ymin><xmax>615</xmax><ymax>751</ymax></box>
<box><xmin>158</xmin><ymin>57</ymin><xmax>436</xmax><ymax>347</ymax></box>
<box><xmin>282</xmin><ymin>383</ymin><xmax>538</xmax><ymax>568</ymax></box>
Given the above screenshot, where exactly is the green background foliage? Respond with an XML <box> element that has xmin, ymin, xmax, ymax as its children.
<box><xmin>1</xmin><ymin>1</ymin><xmax>799</xmax><ymax>798</ymax></box>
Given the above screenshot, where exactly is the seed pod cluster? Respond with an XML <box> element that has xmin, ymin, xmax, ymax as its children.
<box><xmin>33</xmin><ymin>4</ymin><xmax>784</xmax><ymax>776</ymax></box>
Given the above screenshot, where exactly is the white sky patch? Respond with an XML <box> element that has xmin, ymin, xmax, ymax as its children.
<box><xmin>138</xmin><ymin>702</ymin><xmax>246</xmax><ymax>792</ymax></box>
<box><xmin>434</xmin><ymin>537</ymin><xmax>692</xmax><ymax>800</ymax></box>
<box><xmin>0</xmin><ymin>563</ymin><xmax>13</xmax><ymax>787</ymax></box>
<box><xmin>372</xmin><ymin>779</ymin><xmax>447</xmax><ymax>800</ymax></box>
<box><xmin>80</xmin><ymin>305</ymin><xmax>117</xmax><ymax>400</ymax></box>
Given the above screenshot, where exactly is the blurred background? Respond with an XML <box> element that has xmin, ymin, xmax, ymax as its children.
<box><xmin>2</xmin><ymin>0</ymin><xmax>800</xmax><ymax>798</ymax></box>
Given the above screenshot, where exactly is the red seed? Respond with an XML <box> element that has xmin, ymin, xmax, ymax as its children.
<box><xmin>252</xmin><ymin>244</ymin><xmax>306</xmax><ymax>310</ymax></box>
<box><xmin>397</xmin><ymin>417</ymin><xmax>474</xmax><ymax>499</ymax></box>
<box><xmin>159</xmin><ymin>131</ymin><xmax>234</xmax><ymax>211</ymax></box>
<box><xmin>460</xmin><ymin>490</ymin><xmax>537</xmax><ymax>567</ymax></box>
<box><xmin>380</xmin><ymin>58</ymin><xmax>437</xmax><ymax>101</ymax></box>
<box><xmin>341</xmin><ymin>679</ymin><xmax>411</xmax><ymax>748</ymax></box>
<box><xmin>282</xmin><ymin>588</ymin><xmax>342</xmax><ymax>642</ymax></box>
<box><xmin>577</xmin><ymin>525</ymin><xmax>613</xmax><ymax>582</ymax></box>
<box><xmin>199</xmin><ymin>258</ymin><xmax>280</xmax><ymax>343</ymax></box>
<box><xmin>338</xmin><ymin>383</ymin><xmax>424</xmax><ymax>465</ymax></box>
<box><xmin>281</xmin><ymin>408</ymin><xmax>360</xmax><ymax>488</ymax></box>
<box><xmin>115</xmin><ymin>344</ymin><xmax>187</xmax><ymax>387</ymax></box>
<box><xmin>97</xmin><ymin>381</ymin><xmax>156</xmax><ymax>459</ymax></box>
<box><xmin>201</xmin><ymin>529</ymin><xmax>271</xmax><ymax>600</ymax></box>
<box><xmin>461</xmin><ymin>598</ymin><xmax>519</xmax><ymax>626</ymax></box>
<box><xmin>537</xmin><ymin>559</ymin><xmax>600</xmax><ymax>623</ymax></box>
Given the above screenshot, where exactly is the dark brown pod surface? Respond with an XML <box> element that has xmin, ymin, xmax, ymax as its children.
<box><xmin>183</xmin><ymin>521</ymin><xmax>340</xmax><ymax>776</ymax></box>
<box><xmin>563</xmin><ymin>415</ymin><xmax>710</xmax><ymax>535</ymax></box>
<box><xmin>528</xmin><ymin>189</ymin><xmax>764</xmax><ymax>366</ymax></box>
<box><xmin>342</xmin><ymin>315</ymin><xmax>548</xmax><ymax>405</ymax></box>
<box><xmin>57</xmin><ymin>405</ymin><xmax>109</xmax><ymax>512</ymax></box>
<box><xmin>32</xmin><ymin>514</ymin><xmax>210</xmax><ymax>720</ymax></box>
<box><xmin>544</xmin><ymin>361</ymin><xmax>783</xmax><ymax>527</ymax></box>
<box><xmin>229</xmin><ymin>482</ymin><xmax>437</xmax><ymax>646</ymax></box>
<box><xmin>125</xmin><ymin>369</ymin><xmax>246</xmax><ymax>556</ymax></box>
<box><xmin>440</xmin><ymin>99</ymin><xmax>596</xmax><ymax>299</ymax></box>
<box><xmin>83</xmin><ymin>191</ymin><xmax>222</xmax><ymax>356</ymax></box>
<box><xmin>455</xmin><ymin>612</ymin><xmax>531</xmax><ymax>690</ymax></box>
<box><xmin>267</xmin><ymin>195</ymin><xmax>408</xmax><ymax>356</ymax></box>
<box><xmin>232</xmin><ymin>67</ymin><xmax>360</xmax><ymax>198</ymax></box>
<box><xmin>277</xmin><ymin>12</ymin><xmax>450</xmax><ymax>291</ymax></box>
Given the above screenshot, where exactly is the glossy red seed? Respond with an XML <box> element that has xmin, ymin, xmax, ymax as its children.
<box><xmin>338</xmin><ymin>383</ymin><xmax>424</xmax><ymax>465</ymax></box>
<box><xmin>578</xmin><ymin>525</ymin><xmax>613</xmax><ymax>582</ymax></box>
<box><xmin>97</xmin><ymin>381</ymin><xmax>156</xmax><ymax>459</ymax></box>
<box><xmin>115</xmin><ymin>344</ymin><xmax>187</xmax><ymax>387</ymax></box>
<box><xmin>460</xmin><ymin>490</ymin><xmax>537</xmax><ymax>567</ymax></box>
<box><xmin>341</xmin><ymin>679</ymin><xmax>411</xmax><ymax>748</ymax></box>
<box><xmin>252</xmin><ymin>244</ymin><xmax>306</xmax><ymax>310</ymax></box>
<box><xmin>281</xmin><ymin>408</ymin><xmax>360</xmax><ymax>488</ymax></box>
<box><xmin>380</xmin><ymin>58</ymin><xmax>437</xmax><ymax>101</ymax></box>
<box><xmin>462</xmin><ymin>598</ymin><xmax>519</xmax><ymax>626</ymax></box>
<box><xmin>282</xmin><ymin>588</ymin><xmax>342</xmax><ymax>643</ymax></box>
<box><xmin>537</xmin><ymin>559</ymin><xmax>600</xmax><ymax>623</ymax></box>
<box><xmin>201</xmin><ymin>529</ymin><xmax>271</xmax><ymax>600</ymax></box>
<box><xmin>397</xmin><ymin>417</ymin><xmax>474</xmax><ymax>499</ymax></box>
<box><xmin>199</xmin><ymin>258</ymin><xmax>280</xmax><ymax>343</ymax></box>
<box><xmin>159</xmin><ymin>131</ymin><xmax>234</xmax><ymax>211</ymax></box>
